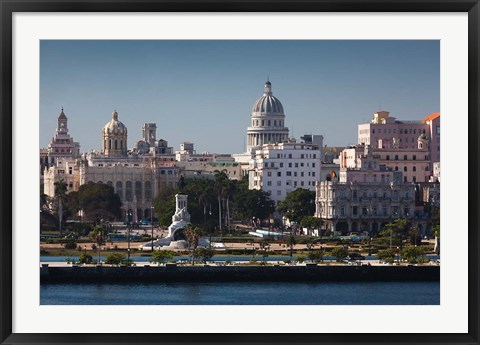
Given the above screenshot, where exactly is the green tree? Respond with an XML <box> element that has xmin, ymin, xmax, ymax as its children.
<box><xmin>183</xmin><ymin>178</ymin><xmax>218</xmax><ymax>229</ymax></box>
<box><xmin>331</xmin><ymin>247</ymin><xmax>349</xmax><ymax>262</ymax></box>
<box><xmin>409</xmin><ymin>224</ymin><xmax>421</xmax><ymax>246</ymax></box>
<box><xmin>54</xmin><ymin>179</ymin><xmax>68</xmax><ymax>235</ymax></box>
<box><xmin>259</xmin><ymin>239</ymin><xmax>270</xmax><ymax>265</ymax></box>
<box><xmin>401</xmin><ymin>245</ymin><xmax>426</xmax><ymax>264</ymax></box>
<box><xmin>433</xmin><ymin>224</ymin><xmax>440</xmax><ymax>255</ymax></box>
<box><xmin>68</xmin><ymin>182</ymin><xmax>122</xmax><ymax>224</ymax></box>
<box><xmin>193</xmin><ymin>247</ymin><xmax>215</xmax><ymax>263</ymax></box>
<box><xmin>287</xmin><ymin>235</ymin><xmax>296</xmax><ymax>257</ymax></box>
<box><xmin>105</xmin><ymin>253</ymin><xmax>126</xmax><ymax>265</ymax></box>
<box><xmin>307</xmin><ymin>249</ymin><xmax>325</xmax><ymax>263</ymax></box>
<box><xmin>377</xmin><ymin>249</ymin><xmax>395</xmax><ymax>264</ymax></box>
<box><xmin>183</xmin><ymin>225</ymin><xmax>202</xmax><ymax>265</ymax></box>
<box><xmin>91</xmin><ymin>226</ymin><xmax>107</xmax><ymax>264</ymax></box>
<box><xmin>151</xmin><ymin>250</ymin><xmax>175</xmax><ymax>265</ymax></box>
<box><xmin>433</xmin><ymin>224</ymin><xmax>440</xmax><ymax>239</ymax></box>
<box><xmin>214</xmin><ymin>170</ymin><xmax>229</xmax><ymax>232</ymax></box>
<box><xmin>300</xmin><ymin>216</ymin><xmax>322</xmax><ymax>236</ymax></box>
<box><xmin>79</xmin><ymin>253</ymin><xmax>93</xmax><ymax>264</ymax></box>
<box><xmin>198</xmin><ymin>188</ymin><xmax>213</xmax><ymax>231</ymax></box>
<box><xmin>232</xmin><ymin>188</ymin><xmax>275</xmax><ymax>223</ymax></box>
<box><xmin>380</xmin><ymin>218</ymin><xmax>412</xmax><ymax>250</ymax></box>
<box><xmin>277</xmin><ymin>188</ymin><xmax>316</xmax><ymax>223</ymax></box>
<box><xmin>152</xmin><ymin>187</ymin><xmax>178</xmax><ymax>226</ymax></box>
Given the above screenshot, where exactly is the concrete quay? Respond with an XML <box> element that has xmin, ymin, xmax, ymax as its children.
<box><xmin>40</xmin><ymin>264</ymin><xmax>440</xmax><ymax>283</ymax></box>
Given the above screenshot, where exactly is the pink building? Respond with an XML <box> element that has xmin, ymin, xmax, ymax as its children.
<box><xmin>422</xmin><ymin>112</ymin><xmax>440</xmax><ymax>164</ymax></box>
<box><xmin>357</xmin><ymin>111</ymin><xmax>440</xmax><ymax>182</ymax></box>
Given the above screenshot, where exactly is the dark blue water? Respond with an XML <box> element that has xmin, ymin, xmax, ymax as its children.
<box><xmin>40</xmin><ymin>281</ymin><xmax>439</xmax><ymax>305</ymax></box>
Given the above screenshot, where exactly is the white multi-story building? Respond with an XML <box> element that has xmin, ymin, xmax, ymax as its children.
<box><xmin>314</xmin><ymin>145</ymin><xmax>435</xmax><ymax>236</ymax></box>
<box><xmin>249</xmin><ymin>141</ymin><xmax>322</xmax><ymax>204</ymax></box>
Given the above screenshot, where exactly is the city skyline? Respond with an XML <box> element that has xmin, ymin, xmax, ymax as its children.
<box><xmin>40</xmin><ymin>40</ymin><xmax>440</xmax><ymax>153</ymax></box>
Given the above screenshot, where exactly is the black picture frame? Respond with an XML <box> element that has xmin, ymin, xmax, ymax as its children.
<box><xmin>1</xmin><ymin>1</ymin><xmax>479</xmax><ymax>344</ymax></box>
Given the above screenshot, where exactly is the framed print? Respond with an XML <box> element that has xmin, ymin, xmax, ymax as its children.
<box><xmin>1</xmin><ymin>1</ymin><xmax>479</xmax><ymax>345</ymax></box>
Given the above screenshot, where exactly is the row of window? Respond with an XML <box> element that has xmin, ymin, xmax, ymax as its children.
<box><xmin>372</xmin><ymin>128</ymin><xmax>426</xmax><ymax>135</ymax></box>
<box><xmin>159</xmin><ymin>170</ymin><xmax>177</xmax><ymax>175</ymax></box>
<box><xmin>54</xmin><ymin>149</ymin><xmax>72</xmax><ymax>153</ymax></box>
<box><xmin>275</xmin><ymin>153</ymin><xmax>317</xmax><ymax>159</ymax></box>
<box><xmin>266</xmin><ymin>170</ymin><xmax>316</xmax><ymax>177</ymax></box>
<box><xmin>54</xmin><ymin>139</ymin><xmax>71</xmax><ymax>144</ymax></box>
<box><xmin>265</xmin><ymin>180</ymin><xmax>316</xmax><ymax>187</ymax></box>
<box><xmin>252</xmin><ymin>119</ymin><xmax>283</xmax><ymax>127</ymax></box>
<box><xmin>263</xmin><ymin>162</ymin><xmax>317</xmax><ymax>168</ymax></box>
<box><xmin>98</xmin><ymin>163</ymin><xmax>141</xmax><ymax>167</ymax></box>
<box><xmin>334</xmin><ymin>189</ymin><xmax>410</xmax><ymax>199</ymax></box>
<box><xmin>338</xmin><ymin>205</ymin><xmax>411</xmax><ymax>217</ymax></box>
<box><xmin>385</xmin><ymin>154</ymin><xmax>429</xmax><ymax>161</ymax></box>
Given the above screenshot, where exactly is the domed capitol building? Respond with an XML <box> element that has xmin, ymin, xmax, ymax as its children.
<box><xmin>246</xmin><ymin>80</ymin><xmax>289</xmax><ymax>153</ymax></box>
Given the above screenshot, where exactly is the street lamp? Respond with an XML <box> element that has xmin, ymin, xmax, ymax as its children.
<box><xmin>151</xmin><ymin>206</ymin><xmax>154</xmax><ymax>253</ymax></box>
<box><xmin>127</xmin><ymin>210</ymin><xmax>132</xmax><ymax>264</ymax></box>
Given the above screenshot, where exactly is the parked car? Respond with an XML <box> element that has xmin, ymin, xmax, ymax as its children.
<box><xmin>141</xmin><ymin>219</ymin><xmax>149</xmax><ymax>225</ymax></box>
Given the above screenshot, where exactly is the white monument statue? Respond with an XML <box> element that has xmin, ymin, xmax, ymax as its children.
<box><xmin>167</xmin><ymin>194</ymin><xmax>191</xmax><ymax>239</ymax></box>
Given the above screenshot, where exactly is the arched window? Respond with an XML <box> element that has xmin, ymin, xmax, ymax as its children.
<box><xmin>108</xmin><ymin>140</ymin><xmax>112</xmax><ymax>149</ymax></box>
<box><xmin>404</xmin><ymin>166</ymin><xmax>408</xmax><ymax>172</ymax></box>
<box><xmin>145</xmin><ymin>181</ymin><xmax>152</xmax><ymax>202</ymax></box>
<box><xmin>116</xmin><ymin>181</ymin><xmax>123</xmax><ymax>200</ymax></box>
<box><xmin>115</xmin><ymin>140</ymin><xmax>118</xmax><ymax>149</ymax></box>
<box><xmin>126</xmin><ymin>181</ymin><xmax>133</xmax><ymax>201</ymax></box>
<box><xmin>135</xmin><ymin>181</ymin><xmax>142</xmax><ymax>202</ymax></box>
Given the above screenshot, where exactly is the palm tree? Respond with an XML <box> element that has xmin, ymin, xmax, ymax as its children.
<box><xmin>91</xmin><ymin>226</ymin><xmax>106</xmax><ymax>265</ymax></box>
<box><xmin>198</xmin><ymin>189</ymin><xmax>212</xmax><ymax>232</ymax></box>
<box><xmin>214</xmin><ymin>170</ymin><xmax>229</xmax><ymax>233</ymax></box>
<box><xmin>54</xmin><ymin>179</ymin><xmax>68</xmax><ymax>235</ymax></box>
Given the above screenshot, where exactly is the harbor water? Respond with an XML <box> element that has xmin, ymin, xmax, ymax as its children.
<box><xmin>40</xmin><ymin>281</ymin><xmax>439</xmax><ymax>305</ymax></box>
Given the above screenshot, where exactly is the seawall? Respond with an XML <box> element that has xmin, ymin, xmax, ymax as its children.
<box><xmin>40</xmin><ymin>264</ymin><xmax>440</xmax><ymax>283</ymax></box>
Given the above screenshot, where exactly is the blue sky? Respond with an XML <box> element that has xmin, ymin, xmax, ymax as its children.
<box><xmin>40</xmin><ymin>40</ymin><xmax>439</xmax><ymax>153</ymax></box>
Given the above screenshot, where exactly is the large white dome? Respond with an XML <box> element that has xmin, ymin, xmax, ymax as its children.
<box><xmin>251</xmin><ymin>81</ymin><xmax>284</xmax><ymax>115</ymax></box>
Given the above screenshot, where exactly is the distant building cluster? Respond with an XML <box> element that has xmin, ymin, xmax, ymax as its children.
<box><xmin>41</xmin><ymin>80</ymin><xmax>440</xmax><ymax>234</ymax></box>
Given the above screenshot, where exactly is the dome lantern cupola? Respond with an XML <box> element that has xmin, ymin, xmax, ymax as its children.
<box><xmin>252</xmin><ymin>80</ymin><xmax>284</xmax><ymax>116</ymax></box>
